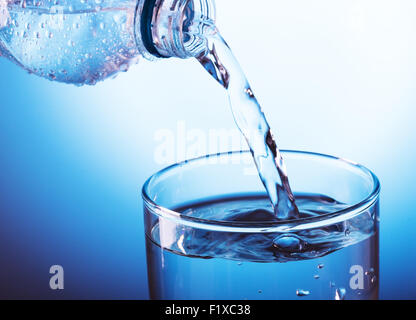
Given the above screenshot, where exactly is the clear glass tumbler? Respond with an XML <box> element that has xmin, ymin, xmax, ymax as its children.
<box><xmin>143</xmin><ymin>151</ymin><xmax>380</xmax><ymax>300</ymax></box>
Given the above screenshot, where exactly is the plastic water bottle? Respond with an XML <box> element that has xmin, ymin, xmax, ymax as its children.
<box><xmin>0</xmin><ymin>0</ymin><xmax>215</xmax><ymax>85</ymax></box>
<box><xmin>0</xmin><ymin>1</ymin><xmax>299</xmax><ymax>216</ymax></box>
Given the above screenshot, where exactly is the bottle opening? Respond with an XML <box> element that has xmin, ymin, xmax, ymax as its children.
<box><xmin>135</xmin><ymin>0</ymin><xmax>216</xmax><ymax>59</ymax></box>
<box><xmin>139</xmin><ymin>0</ymin><xmax>165</xmax><ymax>58</ymax></box>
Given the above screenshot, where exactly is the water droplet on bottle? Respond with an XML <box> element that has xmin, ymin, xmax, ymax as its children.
<box><xmin>273</xmin><ymin>234</ymin><xmax>305</xmax><ymax>253</ymax></box>
<box><xmin>237</xmin><ymin>262</ymin><xmax>243</xmax><ymax>266</ymax></box>
<box><xmin>119</xmin><ymin>63</ymin><xmax>128</xmax><ymax>72</ymax></box>
<box><xmin>258</xmin><ymin>290</ymin><xmax>262</xmax><ymax>294</ymax></box>
<box><xmin>99</xmin><ymin>22</ymin><xmax>106</xmax><ymax>30</ymax></box>
<box><xmin>371</xmin><ymin>275</ymin><xmax>377</xmax><ymax>284</ymax></box>
<box><xmin>335</xmin><ymin>287</ymin><xmax>346</xmax><ymax>300</ymax></box>
<box><xmin>296</xmin><ymin>289</ymin><xmax>310</xmax><ymax>297</ymax></box>
<box><xmin>48</xmin><ymin>32</ymin><xmax>53</xmax><ymax>39</ymax></box>
<box><xmin>113</xmin><ymin>14</ymin><xmax>126</xmax><ymax>24</ymax></box>
<box><xmin>345</xmin><ymin>229</ymin><xmax>350</xmax><ymax>236</ymax></box>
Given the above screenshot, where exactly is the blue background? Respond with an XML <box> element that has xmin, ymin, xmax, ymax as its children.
<box><xmin>0</xmin><ymin>0</ymin><xmax>415</xmax><ymax>299</ymax></box>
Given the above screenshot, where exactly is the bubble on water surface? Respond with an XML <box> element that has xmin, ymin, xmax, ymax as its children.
<box><xmin>272</xmin><ymin>234</ymin><xmax>306</xmax><ymax>253</ymax></box>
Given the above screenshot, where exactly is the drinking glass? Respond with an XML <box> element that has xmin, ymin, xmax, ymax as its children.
<box><xmin>143</xmin><ymin>151</ymin><xmax>380</xmax><ymax>300</ymax></box>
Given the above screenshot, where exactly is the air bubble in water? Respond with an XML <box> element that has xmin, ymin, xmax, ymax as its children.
<box><xmin>296</xmin><ymin>289</ymin><xmax>310</xmax><ymax>297</ymax></box>
<box><xmin>314</xmin><ymin>275</ymin><xmax>320</xmax><ymax>279</ymax></box>
<box><xmin>365</xmin><ymin>267</ymin><xmax>375</xmax><ymax>276</ymax></box>
<box><xmin>335</xmin><ymin>287</ymin><xmax>346</xmax><ymax>300</ymax></box>
<box><xmin>365</xmin><ymin>268</ymin><xmax>377</xmax><ymax>284</ymax></box>
<box><xmin>318</xmin><ymin>263</ymin><xmax>324</xmax><ymax>269</ymax></box>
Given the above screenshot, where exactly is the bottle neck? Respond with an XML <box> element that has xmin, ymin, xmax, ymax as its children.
<box><xmin>135</xmin><ymin>0</ymin><xmax>216</xmax><ymax>60</ymax></box>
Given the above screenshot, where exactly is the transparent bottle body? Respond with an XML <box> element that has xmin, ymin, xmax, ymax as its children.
<box><xmin>0</xmin><ymin>0</ymin><xmax>144</xmax><ymax>85</ymax></box>
<box><xmin>0</xmin><ymin>0</ymin><xmax>215</xmax><ymax>85</ymax></box>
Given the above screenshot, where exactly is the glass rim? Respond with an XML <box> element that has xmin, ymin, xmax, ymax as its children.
<box><xmin>142</xmin><ymin>150</ymin><xmax>380</xmax><ymax>233</ymax></box>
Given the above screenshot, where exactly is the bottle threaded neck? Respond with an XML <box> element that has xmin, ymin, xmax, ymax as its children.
<box><xmin>135</xmin><ymin>0</ymin><xmax>216</xmax><ymax>60</ymax></box>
